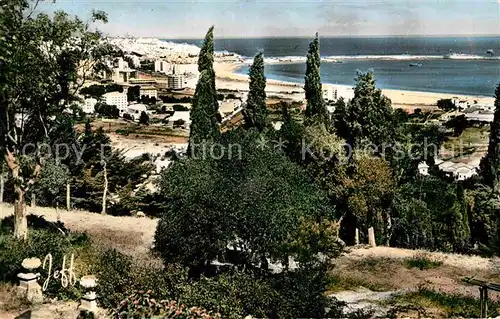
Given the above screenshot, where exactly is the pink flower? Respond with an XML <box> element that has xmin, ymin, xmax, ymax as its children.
<box><xmin>133</xmin><ymin>300</ymin><xmax>139</xmax><ymax>305</ymax></box>
<box><xmin>150</xmin><ymin>299</ymin><xmax>156</xmax><ymax>305</ymax></box>
<box><xmin>175</xmin><ymin>310</ymin><xmax>182</xmax><ymax>316</ymax></box>
<box><xmin>146</xmin><ymin>290</ymin><xmax>152</xmax><ymax>294</ymax></box>
<box><xmin>138</xmin><ymin>290</ymin><xmax>144</xmax><ymax>294</ymax></box>
<box><xmin>120</xmin><ymin>300</ymin><xmax>127</xmax><ymax>306</ymax></box>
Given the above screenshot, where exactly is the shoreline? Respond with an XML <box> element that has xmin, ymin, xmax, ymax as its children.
<box><xmin>214</xmin><ymin>62</ymin><xmax>495</xmax><ymax>107</ymax></box>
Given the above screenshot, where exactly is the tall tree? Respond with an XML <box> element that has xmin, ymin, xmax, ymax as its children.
<box><xmin>304</xmin><ymin>33</ymin><xmax>328</xmax><ymax>124</ymax></box>
<box><xmin>244</xmin><ymin>52</ymin><xmax>267</xmax><ymax>131</ymax></box>
<box><xmin>0</xmin><ymin>2</ymin><xmax>115</xmax><ymax>239</ymax></box>
<box><xmin>480</xmin><ymin>83</ymin><xmax>500</xmax><ymax>190</ymax></box>
<box><xmin>188</xmin><ymin>27</ymin><xmax>220</xmax><ymax>155</ymax></box>
<box><xmin>332</xmin><ymin>71</ymin><xmax>395</xmax><ymax>150</ymax></box>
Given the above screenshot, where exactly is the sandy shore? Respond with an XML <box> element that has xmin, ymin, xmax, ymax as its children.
<box><xmin>214</xmin><ymin>62</ymin><xmax>495</xmax><ymax>108</ymax></box>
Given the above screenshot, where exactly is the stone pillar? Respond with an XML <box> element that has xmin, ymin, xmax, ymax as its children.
<box><xmin>81</xmin><ymin>291</ymin><xmax>98</xmax><ymax>313</ymax></box>
<box><xmin>17</xmin><ymin>258</ymin><xmax>43</xmax><ymax>304</ymax></box>
<box><xmin>80</xmin><ymin>276</ymin><xmax>98</xmax><ymax>313</ymax></box>
<box><xmin>355</xmin><ymin>228</ymin><xmax>359</xmax><ymax>245</ymax></box>
<box><xmin>31</xmin><ymin>193</ymin><xmax>36</xmax><ymax>208</ymax></box>
<box><xmin>66</xmin><ymin>182</ymin><xmax>71</xmax><ymax>211</ymax></box>
<box><xmin>368</xmin><ymin>227</ymin><xmax>376</xmax><ymax>247</ymax></box>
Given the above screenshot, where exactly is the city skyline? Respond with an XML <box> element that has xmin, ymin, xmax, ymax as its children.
<box><xmin>39</xmin><ymin>0</ymin><xmax>500</xmax><ymax>39</ymax></box>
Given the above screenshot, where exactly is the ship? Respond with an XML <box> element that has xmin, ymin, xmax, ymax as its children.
<box><xmin>409</xmin><ymin>62</ymin><xmax>423</xmax><ymax>67</ymax></box>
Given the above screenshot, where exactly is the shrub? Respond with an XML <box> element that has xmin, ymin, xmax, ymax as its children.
<box><xmin>0</xmin><ymin>215</ymin><xmax>89</xmax><ymax>299</ymax></box>
<box><xmin>405</xmin><ymin>252</ymin><xmax>443</xmax><ymax>270</ymax></box>
<box><xmin>115</xmin><ymin>290</ymin><xmax>220</xmax><ymax>319</ymax></box>
<box><xmin>92</xmin><ymin>249</ymin><xmax>188</xmax><ymax>310</ymax></box>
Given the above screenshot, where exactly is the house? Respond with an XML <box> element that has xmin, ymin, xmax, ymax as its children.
<box><xmin>463</xmin><ymin>106</ymin><xmax>494</xmax><ymax>123</ymax></box>
<box><xmin>103</xmin><ymin>91</ymin><xmax>128</xmax><ymax>113</ymax></box>
<box><xmin>154</xmin><ymin>60</ymin><xmax>172</xmax><ymax>74</ymax></box>
<box><xmin>322</xmin><ymin>85</ymin><xmax>338</xmax><ymax>102</ymax></box>
<box><xmin>167</xmin><ymin>111</ymin><xmax>191</xmax><ymax>128</ymax></box>
<box><xmin>437</xmin><ymin>161</ymin><xmax>477</xmax><ymax>181</ymax></box>
<box><xmin>82</xmin><ymin>97</ymin><xmax>97</xmax><ymax>114</ymax></box>
<box><xmin>418</xmin><ymin>162</ymin><xmax>429</xmax><ymax>176</ymax></box>
<box><xmin>140</xmin><ymin>86</ymin><xmax>158</xmax><ymax>99</ymax></box>
<box><xmin>123</xmin><ymin>103</ymin><xmax>148</xmax><ymax>120</ymax></box>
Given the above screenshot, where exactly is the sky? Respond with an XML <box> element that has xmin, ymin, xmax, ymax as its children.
<box><xmin>39</xmin><ymin>0</ymin><xmax>500</xmax><ymax>38</ymax></box>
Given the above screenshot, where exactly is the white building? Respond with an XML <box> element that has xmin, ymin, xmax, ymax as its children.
<box><xmin>463</xmin><ymin>106</ymin><xmax>494</xmax><ymax>123</ymax></box>
<box><xmin>436</xmin><ymin>160</ymin><xmax>477</xmax><ymax>181</ymax></box>
<box><xmin>322</xmin><ymin>85</ymin><xmax>338</xmax><ymax>101</ymax></box>
<box><xmin>103</xmin><ymin>91</ymin><xmax>128</xmax><ymax>112</ymax></box>
<box><xmin>167</xmin><ymin>74</ymin><xmax>185</xmax><ymax>90</ymax></box>
<box><xmin>140</xmin><ymin>86</ymin><xmax>158</xmax><ymax>99</ymax></box>
<box><xmin>82</xmin><ymin>97</ymin><xmax>97</xmax><ymax>114</ymax></box>
<box><xmin>154</xmin><ymin>60</ymin><xmax>172</xmax><ymax>74</ymax></box>
<box><xmin>418</xmin><ymin>162</ymin><xmax>429</xmax><ymax>176</ymax></box>
<box><xmin>167</xmin><ymin>111</ymin><xmax>191</xmax><ymax>128</ymax></box>
<box><xmin>123</xmin><ymin>103</ymin><xmax>148</xmax><ymax>120</ymax></box>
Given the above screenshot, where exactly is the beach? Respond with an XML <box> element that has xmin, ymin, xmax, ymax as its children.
<box><xmin>214</xmin><ymin>62</ymin><xmax>495</xmax><ymax>109</ymax></box>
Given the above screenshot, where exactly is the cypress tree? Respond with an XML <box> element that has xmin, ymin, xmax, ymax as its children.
<box><xmin>188</xmin><ymin>26</ymin><xmax>220</xmax><ymax>155</ymax></box>
<box><xmin>188</xmin><ymin>70</ymin><xmax>220</xmax><ymax>152</ymax></box>
<box><xmin>244</xmin><ymin>52</ymin><xmax>267</xmax><ymax>131</ymax></box>
<box><xmin>480</xmin><ymin>83</ymin><xmax>500</xmax><ymax>189</ymax></box>
<box><xmin>304</xmin><ymin>33</ymin><xmax>328</xmax><ymax>124</ymax></box>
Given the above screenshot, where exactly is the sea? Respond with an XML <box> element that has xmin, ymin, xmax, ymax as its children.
<box><xmin>168</xmin><ymin>37</ymin><xmax>500</xmax><ymax>97</ymax></box>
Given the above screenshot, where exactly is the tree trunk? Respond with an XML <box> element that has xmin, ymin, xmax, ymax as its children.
<box><xmin>66</xmin><ymin>182</ymin><xmax>70</xmax><ymax>211</ymax></box>
<box><xmin>101</xmin><ymin>162</ymin><xmax>108</xmax><ymax>215</ymax></box>
<box><xmin>0</xmin><ymin>172</ymin><xmax>4</xmax><ymax>203</ymax></box>
<box><xmin>5</xmin><ymin>151</ymin><xmax>28</xmax><ymax>240</ymax></box>
<box><xmin>13</xmin><ymin>186</ymin><xmax>27</xmax><ymax>240</ymax></box>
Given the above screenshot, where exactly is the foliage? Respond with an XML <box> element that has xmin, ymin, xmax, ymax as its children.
<box><xmin>116</xmin><ymin>290</ymin><xmax>221</xmax><ymax>319</ymax></box>
<box><xmin>244</xmin><ymin>52</ymin><xmax>267</xmax><ymax>131</ymax></box>
<box><xmin>178</xmin><ymin>266</ymin><xmax>345</xmax><ymax>319</ymax></box>
<box><xmin>127</xmin><ymin>85</ymin><xmax>141</xmax><ymax>102</ymax></box>
<box><xmin>391</xmin><ymin>177</ymin><xmax>470</xmax><ymax>252</ymax></box>
<box><xmin>95</xmin><ymin>103</ymin><xmax>119</xmax><ymax>118</ymax></box>
<box><xmin>444</xmin><ymin>115</ymin><xmax>469</xmax><ymax>136</ymax></box>
<box><xmin>31</xmin><ymin>159</ymin><xmax>70</xmax><ymax>207</ymax></box>
<box><xmin>172</xmin><ymin>104</ymin><xmax>189</xmax><ymax>111</ymax></box>
<box><xmin>332</xmin><ymin>71</ymin><xmax>395</xmax><ymax>149</ymax></box>
<box><xmin>0</xmin><ymin>1</ymin><xmax>118</xmax><ymax>238</ymax></box>
<box><xmin>340</xmin><ymin>154</ymin><xmax>396</xmax><ymax>245</ymax></box>
<box><xmin>479</xmin><ymin>83</ymin><xmax>500</xmax><ymax>190</ymax></box>
<box><xmin>155</xmin><ymin>128</ymin><xmax>339</xmax><ymax>278</ymax></box>
<box><xmin>437</xmin><ymin>98</ymin><xmax>456</xmax><ymax>111</ymax></box>
<box><xmin>405</xmin><ymin>252</ymin><xmax>443</xmax><ymax>270</ymax></box>
<box><xmin>0</xmin><ymin>215</ymin><xmax>89</xmax><ymax>299</ymax></box>
<box><xmin>80</xmin><ymin>84</ymin><xmax>123</xmax><ymax>98</ymax></box>
<box><xmin>304</xmin><ymin>33</ymin><xmax>328</xmax><ymax>124</ymax></box>
<box><xmin>139</xmin><ymin>111</ymin><xmax>150</xmax><ymax>125</ymax></box>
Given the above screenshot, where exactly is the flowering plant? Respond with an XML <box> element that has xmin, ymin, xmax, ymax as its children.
<box><xmin>115</xmin><ymin>290</ymin><xmax>220</xmax><ymax>319</ymax></box>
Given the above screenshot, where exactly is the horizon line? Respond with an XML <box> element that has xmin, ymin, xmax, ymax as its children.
<box><xmin>113</xmin><ymin>34</ymin><xmax>500</xmax><ymax>40</ymax></box>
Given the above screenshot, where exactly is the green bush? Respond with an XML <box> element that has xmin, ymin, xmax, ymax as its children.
<box><xmin>115</xmin><ymin>290</ymin><xmax>220</xmax><ymax>319</ymax></box>
<box><xmin>0</xmin><ymin>215</ymin><xmax>89</xmax><ymax>299</ymax></box>
<box><xmin>92</xmin><ymin>249</ymin><xmax>188</xmax><ymax>310</ymax></box>
<box><xmin>405</xmin><ymin>253</ymin><xmax>443</xmax><ymax>270</ymax></box>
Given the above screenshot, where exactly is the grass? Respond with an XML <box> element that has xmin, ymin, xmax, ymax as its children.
<box><xmin>405</xmin><ymin>252</ymin><xmax>443</xmax><ymax>270</ymax></box>
<box><xmin>328</xmin><ymin>273</ymin><xmax>394</xmax><ymax>293</ymax></box>
<box><xmin>328</xmin><ymin>257</ymin><xmax>400</xmax><ymax>293</ymax></box>
<box><xmin>443</xmin><ymin>126</ymin><xmax>489</xmax><ymax>153</ymax></box>
<box><xmin>390</xmin><ymin>287</ymin><xmax>500</xmax><ymax>318</ymax></box>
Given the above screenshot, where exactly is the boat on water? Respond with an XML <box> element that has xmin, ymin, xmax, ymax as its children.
<box><xmin>409</xmin><ymin>62</ymin><xmax>423</xmax><ymax>67</ymax></box>
<box><xmin>487</xmin><ymin>49</ymin><xmax>495</xmax><ymax>56</ymax></box>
